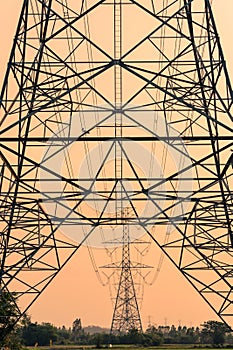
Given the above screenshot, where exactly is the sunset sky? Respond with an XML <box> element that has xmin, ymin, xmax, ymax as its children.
<box><xmin>1</xmin><ymin>1</ymin><xmax>233</xmax><ymax>330</ymax></box>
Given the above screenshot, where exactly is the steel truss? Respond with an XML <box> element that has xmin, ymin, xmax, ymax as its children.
<box><xmin>108</xmin><ymin>223</ymin><xmax>143</xmax><ymax>334</ymax></box>
<box><xmin>1</xmin><ymin>0</ymin><xmax>233</xmax><ymax>335</ymax></box>
<box><xmin>101</xmin><ymin>209</ymin><xmax>152</xmax><ymax>333</ymax></box>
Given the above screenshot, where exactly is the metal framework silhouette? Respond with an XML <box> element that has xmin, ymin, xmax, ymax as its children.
<box><xmin>1</xmin><ymin>0</ymin><xmax>233</xmax><ymax>337</ymax></box>
<box><xmin>101</xmin><ymin>209</ymin><xmax>152</xmax><ymax>333</ymax></box>
<box><xmin>109</xmin><ymin>223</ymin><xmax>143</xmax><ymax>333</ymax></box>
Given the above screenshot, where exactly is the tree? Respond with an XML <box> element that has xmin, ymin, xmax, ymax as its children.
<box><xmin>56</xmin><ymin>325</ymin><xmax>71</xmax><ymax>345</ymax></box>
<box><xmin>72</xmin><ymin>318</ymin><xmax>83</xmax><ymax>343</ymax></box>
<box><xmin>145</xmin><ymin>325</ymin><xmax>164</xmax><ymax>346</ymax></box>
<box><xmin>201</xmin><ymin>320</ymin><xmax>230</xmax><ymax>345</ymax></box>
<box><xmin>21</xmin><ymin>322</ymin><xmax>58</xmax><ymax>346</ymax></box>
<box><xmin>0</xmin><ymin>290</ymin><xmax>21</xmax><ymax>347</ymax></box>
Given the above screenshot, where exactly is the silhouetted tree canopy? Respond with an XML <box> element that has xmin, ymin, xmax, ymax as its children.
<box><xmin>0</xmin><ymin>290</ymin><xmax>21</xmax><ymax>348</ymax></box>
<box><xmin>201</xmin><ymin>320</ymin><xmax>231</xmax><ymax>345</ymax></box>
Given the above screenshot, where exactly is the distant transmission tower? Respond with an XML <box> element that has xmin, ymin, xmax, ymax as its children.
<box><xmin>101</xmin><ymin>209</ymin><xmax>151</xmax><ymax>333</ymax></box>
<box><xmin>110</xmin><ymin>223</ymin><xmax>142</xmax><ymax>333</ymax></box>
<box><xmin>1</xmin><ymin>0</ymin><xmax>233</xmax><ymax>339</ymax></box>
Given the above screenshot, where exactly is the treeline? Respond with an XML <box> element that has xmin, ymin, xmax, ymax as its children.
<box><xmin>10</xmin><ymin>318</ymin><xmax>233</xmax><ymax>348</ymax></box>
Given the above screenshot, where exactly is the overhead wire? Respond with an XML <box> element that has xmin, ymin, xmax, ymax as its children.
<box><xmin>62</xmin><ymin>0</ymin><xmax>123</xmax><ymax>287</ymax></box>
<box><xmin>32</xmin><ymin>0</ymin><xmax>79</xmax><ymax>221</ymax></box>
<box><xmin>32</xmin><ymin>0</ymin><xmax>110</xmax><ymax>286</ymax></box>
<box><xmin>143</xmin><ymin>0</ymin><xmax>210</xmax><ymax>286</ymax></box>
<box><xmin>65</xmin><ymin>0</ymin><xmax>111</xmax><ymax>286</ymax></box>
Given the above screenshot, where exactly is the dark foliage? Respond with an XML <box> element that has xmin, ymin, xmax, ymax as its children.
<box><xmin>1</xmin><ymin>293</ymin><xmax>233</xmax><ymax>349</ymax></box>
<box><xmin>0</xmin><ymin>291</ymin><xmax>21</xmax><ymax>348</ymax></box>
<box><xmin>18</xmin><ymin>319</ymin><xmax>233</xmax><ymax>347</ymax></box>
<box><xmin>200</xmin><ymin>320</ymin><xmax>231</xmax><ymax>346</ymax></box>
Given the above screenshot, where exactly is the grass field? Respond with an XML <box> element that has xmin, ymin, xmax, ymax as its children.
<box><xmin>27</xmin><ymin>345</ymin><xmax>233</xmax><ymax>350</ymax></box>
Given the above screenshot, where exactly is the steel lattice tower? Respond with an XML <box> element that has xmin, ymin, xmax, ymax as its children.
<box><xmin>101</xmin><ymin>209</ymin><xmax>151</xmax><ymax>333</ymax></box>
<box><xmin>1</xmin><ymin>0</ymin><xmax>233</xmax><ymax>337</ymax></box>
<box><xmin>110</xmin><ymin>223</ymin><xmax>142</xmax><ymax>333</ymax></box>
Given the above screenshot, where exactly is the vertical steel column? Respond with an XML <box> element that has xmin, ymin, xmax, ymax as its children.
<box><xmin>114</xmin><ymin>0</ymin><xmax>123</xmax><ymax>222</ymax></box>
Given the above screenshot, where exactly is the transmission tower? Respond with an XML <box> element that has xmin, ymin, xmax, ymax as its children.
<box><xmin>110</xmin><ymin>223</ymin><xmax>142</xmax><ymax>333</ymax></box>
<box><xmin>101</xmin><ymin>209</ymin><xmax>152</xmax><ymax>333</ymax></box>
<box><xmin>1</xmin><ymin>0</ymin><xmax>233</xmax><ymax>338</ymax></box>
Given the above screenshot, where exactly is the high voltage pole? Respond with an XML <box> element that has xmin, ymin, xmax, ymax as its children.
<box><xmin>1</xmin><ymin>0</ymin><xmax>233</xmax><ymax>338</ymax></box>
<box><xmin>109</xmin><ymin>222</ymin><xmax>143</xmax><ymax>333</ymax></box>
<box><xmin>101</xmin><ymin>208</ymin><xmax>151</xmax><ymax>333</ymax></box>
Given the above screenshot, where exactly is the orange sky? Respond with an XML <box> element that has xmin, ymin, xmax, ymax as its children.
<box><xmin>1</xmin><ymin>1</ymin><xmax>233</xmax><ymax>330</ymax></box>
